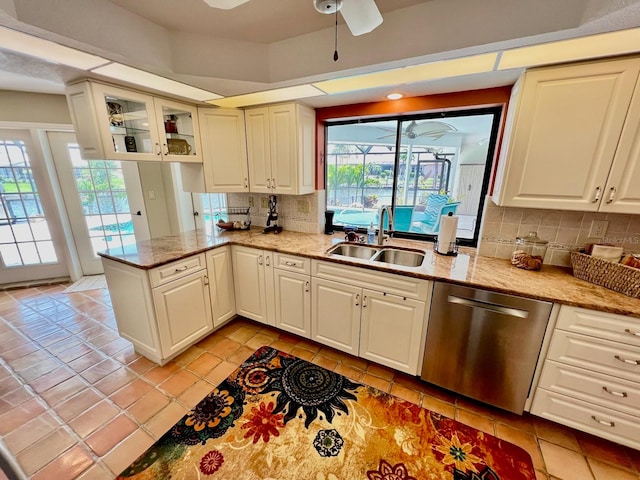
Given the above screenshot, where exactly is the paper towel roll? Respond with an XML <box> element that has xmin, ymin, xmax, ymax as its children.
<box><xmin>436</xmin><ymin>214</ymin><xmax>458</xmax><ymax>254</ymax></box>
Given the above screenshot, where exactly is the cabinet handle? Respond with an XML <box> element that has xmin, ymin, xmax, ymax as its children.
<box><xmin>602</xmin><ymin>386</ymin><xmax>628</xmax><ymax>398</ymax></box>
<box><xmin>266</xmin><ymin>178</ymin><xmax>271</xmax><ymax>189</ymax></box>
<box><xmin>271</xmin><ymin>178</ymin><xmax>276</xmax><ymax>189</ymax></box>
<box><xmin>592</xmin><ymin>186</ymin><xmax>601</xmax><ymax>203</ymax></box>
<box><xmin>624</xmin><ymin>328</ymin><xmax>640</xmax><ymax>337</ymax></box>
<box><xmin>304</xmin><ymin>281</ymin><xmax>309</xmax><ymax>292</ymax></box>
<box><xmin>606</xmin><ymin>186</ymin><xmax>616</xmax><ymax>204</ymax></box>
<box><xmin>614</xmin><ymin>355</ymin><xmax>640</xmax><ymax>365</ymax></box>
<box><xmin>591</xmin><ymin>415</ymin><xmax>615</xmax><ymax>428</ymax></box>
<box><xmin>244</xmin><ymin>177</ymin><xmax>248</xmax><ymax>189</ymax></box>
<box><xmin>285</xmin><ymin>261</ymin><xmax>297</xmax><ymax>267</ymax></box>
<box><xmin>203</xmin><ymin>275</ymin><xmax>209</xmax><ymax>286</ymax></box>
<box><xmin>174</xmin><ymin>265</ymin><xmax>189</xmax><ymax>272</ymax></box>
<box><xmin>163</xmin><ymin>143</ymin><xmax>169</xmax><ymax>156</ymax></box>
<box><xmin>355</xmin><ymin>294</ymin><xmax>360</xmax><ymax>307</ymax></box>
<box><xmin>362</xmin><ymin>295</ymin><xmax>367</xmax><ymax>308</ymax></box>
<box><xmin>266</xmin><ymin>255</ymin><xmax>271</xmax><ymax>266</ymax></box>
<box><xmin>155</xmin><ymin>142</ymin><xmax>162</xmax><ymax>156</ymax></box>
<box><xmin>258</xmin><ymin>255</ymin><xmax>263</xmax><ymax>266</ymax></box>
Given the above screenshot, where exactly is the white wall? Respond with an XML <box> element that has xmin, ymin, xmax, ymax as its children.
<box><xmin>0</xmin><ymin>91</ymin><xmax>71</xmax><ymax>124</ymax></box>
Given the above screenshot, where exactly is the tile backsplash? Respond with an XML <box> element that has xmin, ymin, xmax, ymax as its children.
<box><xmin>227</xmin><ymin>191</ymin><xmax>325</xmax><ymax>234</ymax></box>
<box><xmin>478</xmin><ymin>198</ymin><xmax>640</xmax><ymax>266</ymax></box>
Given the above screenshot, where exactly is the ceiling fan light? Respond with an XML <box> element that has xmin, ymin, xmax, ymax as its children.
<box><xmin>314</xmin><ymin>0</ymin><xmax>343</xmax><ymax>14</ymax></box>
<box><xmin>386</xmin><ymin>92</ymin><xmax>403</xmax><ymax>100</ymax></box>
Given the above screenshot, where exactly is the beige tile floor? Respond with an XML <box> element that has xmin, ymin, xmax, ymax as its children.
<box><xmin>0</xmin><ymin>283</ymin><xmax>638</xmax><ymax>479</ymax></box>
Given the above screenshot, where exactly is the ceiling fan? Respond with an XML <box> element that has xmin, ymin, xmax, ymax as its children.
<box><xmin>201</xmin><ymin>0</ymin><xmax>383</xmax><ymax>36</ymax></box>
<box><xmin>378</xmin><ymin>121</ymin><xmax>458</xmax><ymax>141</ymax></box>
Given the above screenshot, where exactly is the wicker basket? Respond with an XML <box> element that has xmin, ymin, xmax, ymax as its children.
<box><xmin>570</xmin><ymin>251</ymin><xmax>640</xmax><ymax>298</ymax></box>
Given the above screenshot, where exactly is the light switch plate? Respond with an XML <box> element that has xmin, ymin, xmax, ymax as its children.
<box><xmin>589</xmin><ymin>220</ymin><xmax>608</xmax><ymax>238</ymax></box>
<box><xmin>297</xmin><ymin>200</ymin><xmax>310</xmax><ymax>214</ymax></box>
<box><xmin>261</xmin><ymin>197</ymin><xmax>268</xmax><ymax>209</ymax></box>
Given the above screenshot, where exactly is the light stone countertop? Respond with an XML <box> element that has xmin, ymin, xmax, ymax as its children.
<box><xmin>98</xmin><ymin>228</ymin><xmax>640</xmax><ymax>318</ymax></box>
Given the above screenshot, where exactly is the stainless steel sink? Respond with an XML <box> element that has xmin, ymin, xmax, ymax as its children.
<box><xmin>327</xmin><ymin>243</ymin><xmax>379</xmax><ymax>259</ymax></box>
<box><xmin>371</xmin><ymin>247</ymin><xmax>425</xmax><ymax>267</ymax></box>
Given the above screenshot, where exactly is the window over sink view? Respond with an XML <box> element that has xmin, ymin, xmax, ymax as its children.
<box><xmin>325</xmin><ymin>107</ymin><xmax>502</xmax><ymax>246</ymax></box>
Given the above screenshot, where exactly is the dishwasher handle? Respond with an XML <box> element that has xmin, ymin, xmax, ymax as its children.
<box><xmin>447</xmin><ymin>295</ymin><xmax>529</xmax><ymax>319</ymax></box>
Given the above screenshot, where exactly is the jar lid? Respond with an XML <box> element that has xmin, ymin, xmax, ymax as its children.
<box><xmin>516</xmin><ymin>231</ymin><xmax>548</xmax><ymax>245</ymax></box>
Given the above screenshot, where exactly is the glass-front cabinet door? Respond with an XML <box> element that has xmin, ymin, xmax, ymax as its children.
<box><xmin>91</xmin><ymin>83</ymin><xmax>161</xmax><ymax>161</ymax></box>
<box><xmin>154</xmin><ymin>98</ymin><xmax>202</xmax><ymax>163</ymax></box>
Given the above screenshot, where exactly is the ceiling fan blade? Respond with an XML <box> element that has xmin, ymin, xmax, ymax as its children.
<box><xmin>202</xmin><ymin>0</ymin><xmax>251</xmax><ymax>9</ymax></box>
<box><xmin>340</xmin><ymin>0</ymin><xmax>383</xmax><ymax>36</ymax></box>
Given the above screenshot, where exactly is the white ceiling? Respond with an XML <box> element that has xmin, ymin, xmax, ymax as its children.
<box><xmin>1</xmin><ymin>0</ymin><xmax>640</xmax><ymax>107</ymax></box>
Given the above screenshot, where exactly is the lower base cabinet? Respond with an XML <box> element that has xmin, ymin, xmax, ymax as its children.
<box><xmin>103</xmin><ymin>253</ymin><xmax>213</xmax><ymax>365</ymax></box>
<box><xmin>231</xmin><ymin>246</ymin><xmax>275</xmax><ymax>325</ymax></box>
<box><xmin>531</xmin><ymin>305</ymin><xmax>640</xmax><ymax>449</ymax></box>
<box><xmin>206</xmin><ymin>246</ymin><xmax>236</xmax><ymax>327</ymax></box>
<box><xmin>311</xmin><ymin>261</ymin><xmax>430</xmax><ymax>375</ymax></box>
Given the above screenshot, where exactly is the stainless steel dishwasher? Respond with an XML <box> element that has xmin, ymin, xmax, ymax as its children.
<box><xmin>420</xmin><ymin>282</ymin><xmax>552</xmax><ymax>414</ymax></box>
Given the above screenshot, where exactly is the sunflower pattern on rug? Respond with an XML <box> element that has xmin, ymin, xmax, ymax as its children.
<box><xmin>117</xmin><ymin>346</ymin><xmax>536</xmax><ymax>479</ymax></box>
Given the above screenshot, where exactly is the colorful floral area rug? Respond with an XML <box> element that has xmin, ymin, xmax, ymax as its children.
<box><xmin>117</xmin><ymin>346</ymin><xmax>536</xmax><ymax>479</ymax></box>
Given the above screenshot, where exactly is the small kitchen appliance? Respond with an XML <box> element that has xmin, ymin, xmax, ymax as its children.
<box><xmin>263</xmin><ymin>195</ymin><xmax>282</xmax><ymax>234</ymax></box>
<box><xmin>324</xmin><ymin>210</ymin><xmax>335</xmax><ymax>234</ymax></box>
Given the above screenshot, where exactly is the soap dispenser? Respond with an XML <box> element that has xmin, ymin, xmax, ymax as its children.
<box><xmin>367</xmin><ymin>222</ymin><xmax>375</xmax><ymax>244</ymax></box>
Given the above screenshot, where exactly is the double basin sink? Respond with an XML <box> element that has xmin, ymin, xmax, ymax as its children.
<box><xmin>327</xmin><ymin>242</ymin><xmax>426</xmax><ymax>268</ymax></box>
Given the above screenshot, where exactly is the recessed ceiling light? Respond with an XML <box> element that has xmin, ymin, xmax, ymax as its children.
<box><xmin>386</xmin><ymin>93</ymin><xmax>404</xmax><ymax>100</ymax></box>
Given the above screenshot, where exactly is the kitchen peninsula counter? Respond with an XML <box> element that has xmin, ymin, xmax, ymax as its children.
<box><xmin>98</xmin><ymin>228</ymin><xmax>640</xmax><ymax>318</ymax></box>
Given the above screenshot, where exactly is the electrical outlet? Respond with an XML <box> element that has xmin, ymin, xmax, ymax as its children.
<box><xmin>589</xmin><ymin>220</ymin><xmax>608</xmax><ymax>238</ymax></box>
<box><xmin>297</xmin><ymin>200</ymin><xmax>310</xmax><ymax>214</ymax></box>
<box><xmin>261</xmin><ymin>197</ymin><xmax>269</xmax><ymax>209</ymax></box>
<box><xmin>248</xmin><ymin>196</ymin><xmax>254</xmax><ymax>207</ymax></box>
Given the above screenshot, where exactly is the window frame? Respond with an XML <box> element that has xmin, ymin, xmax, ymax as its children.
<box><xmin>323</xmin><ymin>106</ymin><xmax>503</xmax><ymax>247</ymax></box>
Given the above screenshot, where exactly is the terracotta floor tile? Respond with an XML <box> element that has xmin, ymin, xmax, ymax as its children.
<box><xmin>421</xmin><ymin>395</ymin><xmax>456</xmax><ymax>418</ymax></box>
<box><xmin>227</xmin><ymin>325</ymin><xmax>260</xmax><ymax>344</ymax></box>
<box><xmin>340</xmin><ymin>354</ymin><xmax>369</xmax><ymax>371</ymax></box>
<box><xmin>17</xmin><ymin>357</ymin><xmax>62</xmax><ymax>382</ymax></box>
<box><xmin>4</xmin><ymin>411</ymin><xmax>61</xmax><ymax>453</ymax></box>
<box><xmin>204</xmin><ymin>361</ymin><xmax>239</xmax><ymax>386</ymax></box>
<box><xmin>493</xmin><ymin>409</ymin><xmax>537</xmax><ymax>434</ymax></box>
<box><xmin>81</xmin><ymin>358</ymin><xmax>121</xmax><ymax>384</ymax></box>
<box><xmin>29</xmin><ymin>366</ymin><xmax>75</xmax><ymax>394</ymax></box>
<box><xmin>40</xmin><ymin>376</ymin><xmax>88</xmax><ymax>407</ymax></box>
<box><xmin>159</xmin><ymin>370</ymin><xmax>199</xmax><ymax>397</ymax></box>
<box><xmin>196</xmin><ymin>333</ymin><xmax>224</xmax><ymax>350</ymax></box>
<box><xmin>290</xmin><ymin>345</ymin><xmax>316</xmax><ymax>361</ymax></box>
<box><xmin>335</xmin><ymin>363</ymin><xmax>365</xmax><ymax>381</ymax></box>
<box><xmin>69</xmin><ymin>400</ymin><xmax>120</xmax><ymax>438</ymax></box>
<box><xmin>496</xmin><ymin>423</ymin><xmax>546</xmax><ymax>472</ymax></box>
<box><xmin>186</xmin><ymin>352</ymin><xmax>222</xmax><ymax>376</ymax></box>
<box><xmin>128</xmin><ymin>356</ymin><xmax>156</xmax><ymax>375</ymax></box>
<box><xmin>85</xmin><ymin>414</ymin><xmax>138</xmax><ymax>457</ymax></box>
<box><xmin>365</xmin><ymin>362</ymin><xmax>396</xmax><ymax>381</ymax></box>
<box><xmin>145</xmin><ymin>401</ymin><xmax>188</xmax><ymax>439</ymax></box>
<box><xmin>172</xmin><ymin>346</ymin><xmax>206</xmax><ymax>367</ymax></box>
<box><xmin>143</xmin><ymin>362</ymin><xmax>181</xmax><ymax>385</ymax></box>
<box><xmin>539</xmin><ymin>440</ymin><xmax>594</xmax><ymax>480</ymax></box>
<box><xmin>245</xmin><ymin>332</ymin><xmax>276</xmax><ymax>350</ymax></box>
<box><xmin>0</xmin><ymin>397</ymin><xmax>47</xmax><ymax>435</ymax></box>
<box><xmin>292</xmin><ymin>338</ymin><xmax>322</xmax><ymax>353</ymax></box>
<box><xmin>0</xmin><ymin>374</ymin><xmax>22</xmax><ymax>394</ymax></box>
<box><xmin>576</xmin><ymin>432</ymin><xmax>635</xmax><ymax>470</ymax></box>
<box><xmin>103</xmin><ymin>429</ymin><xmax>155</xmax><ymax>476</ymax></box>
<box><xmin>270</xmin><ymin>339</ymin><xmax>294</xmax><ymax>353</ymax></box>
<box><xmin>226</xmin><ymin>345</ymin><xmax>255</xmax><ymax>364</ymax></box>
<box><xmin>53</xmin><ymin>342</ymin><xmax>95</xmax><ymax>364</ymax></box>
<box><xmin>178</xmin><ymin>379</ymin><xmax>214</xmax><ymax>409</ymax></box>
<box><xmin>1</xmin><ymin>343</ymin><xmax>39</xmax><ymax>362</ymax></box>
<box><xmin>94</xmin><ymin>367</ymin><xmax>138</xmax><ymax>396</ymax></box>
<box><xmin>455</xmin><ymin>408</ymin><xmax>496</xmax><ymax>435</ymax></box>
<box><xmin>532</xmin><ymin>416</ymin><xmax>581</xmax><ymax>452</ymax></box>
<box><xmin>127</xmin><ymin>389</ymin><xmax>171</xmax><ymax>423</ymax></box>
<box><xmin>75</xmin><ymin>462</ymin><xmax>114</xmax><ymax>480</ymax></box>
<box><xmin>389</xmin><ymin>383</ymin><xmax>421</xmax><ymax>405</ymax></box>
<box><xmin>456</xmin><ymin>396</ymin><xmax>498</xmax><ymax>419</ymax></box>
<box><xmin>31</xmin><ymin>444</ymin><xmax>94</xmax><ymax>480</ymax></box>
<box><xmin>361</xmin><ymin>373</ymin><xmax>391</xmax><ymax>393</ymax></box>
<box><xmin>0</xmin><ymin>385</ymin><xmax>33</xmax><ymax>411</ymax></box>
<box><xmin>588</xmin><ymin>458</ymin><xmax>638</xmax><ymax>480</ymax></box>
<box><xmin>100</xmin><ymin>337</ymin><xmax>133</xmax><ymax>357</ymax></box>
<box><xmin>110</xmin><ymin>378</ymin><xmax>153</xmax><ymax>408</ymax></box>
<box><xmin>211</xmin><ymin>337</ymin><xmax>243</xmax><ymax>358</ymax></box>
<box><xmin>68</xmin><ymin>351</ymin><xmax>106</xmax><ymax>373</ymax></box>
<box><xmin>311</xmin><ymin>354</ymin><xmax>338</xmax><ymax>371</ymax></box>
<box><xmin>16</xmin><ymin>427</ymin><xmax>77</xmax><ymax>476</ymax></box>
<box><xmin>111</xmin><ymin>345</ymin><xmax>140</xmax><ymax>365</ymax></box>
<box><xmin>55</xmin><ymin>388</ymin><xmax>103</xmax><ymax>422</ymax></box>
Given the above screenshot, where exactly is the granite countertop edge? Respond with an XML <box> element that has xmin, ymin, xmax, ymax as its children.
<box><xmin>98</xmin><ymin>229</ymin><xmax>640</xmax><ymax>318</ymax></box>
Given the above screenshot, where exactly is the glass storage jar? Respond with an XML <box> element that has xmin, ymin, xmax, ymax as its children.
<box><xmin>511</xmin><ymin>231</ymin><xmax>548</xmax><ymax>271</ymax></box>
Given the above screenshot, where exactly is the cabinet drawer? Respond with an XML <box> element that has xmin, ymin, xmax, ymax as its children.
<box><xmin>149</xmin><ymin>254</ymin><xmax>206</xmax><ymax>287</ymax></box>
<box><xmin>557</xmin><ymin>306</ymin><xmax>640</xmax><ymax>348</ymax></box>
<box><xmin>274</xmin><ymin>253</ymin><xmax>310</xmax><ymax>274</ymax></box>
<box><xmin>547</xmin><ymin>331</ymin><xmax>640</xmax><ymax>383</ymax></box>
<box><xmin>531</xmin><ymin>389</ymin><xmax>640</xmax><ymax>450</ymax></box>
<box><xmin>312</xmin><ymin>260</ymin><xmax>429</xmax><ymax>300</ymax></box>
<box><xmin>538</xmin><ymin>360</ymin><xmax>640</xmax><ymax>417</ymax></box>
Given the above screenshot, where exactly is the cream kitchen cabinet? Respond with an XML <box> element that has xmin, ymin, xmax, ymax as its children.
<box><xmin>181</xmin><ymin>108</ymin><xmax>249</xmax><ymax>193</ymax></box>
<box><xmin>311</xmin><ymin>260</ymin><xmax>430</xmax><ymax>374</ymax></box>
<box><xmin>205</xmin><ymin>246</ymin><xmax>236</xmax><ymax>328</ymax></box>
<box><xmin>273</xmin><ymin>253</ymin><xmax>311</xmax><ymax>338</ymax></box>
<box><xmin>531</xmin><ymin>305</ymin><xmax>640</xmax><ymax>449</ymax></box>
<box><xmin>231</xmin><ymin>246</ymin><xmax>275</xmax><ymax>326</ymax></box>
<box><xmin>492</xmin><ymin>57</ymin><xmax>640</xmax><ymax>213</ymax></box>
<box><xmin>65</xmin><ymin>80</ymin><xmax>202</xmax><ymax>163</ymax></box>
<box><xmin>245</xmin><ymin>103</ymin><xmax>315</xmax><ymax>195</ymax></box>
<box><xmin>102</xmin><ymin>253</ymin><xmax>213</xmax><ymax>365</ymax></box>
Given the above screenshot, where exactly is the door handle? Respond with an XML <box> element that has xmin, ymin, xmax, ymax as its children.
<box><xmin>592</xmin><ymin>186</ymin><xmax>601</xmax><ymax>203</ymax></box>
<box><xmin>447</xmin><ymin>295</ymin><xmax>529</xmax><ymax>318</ymax></box>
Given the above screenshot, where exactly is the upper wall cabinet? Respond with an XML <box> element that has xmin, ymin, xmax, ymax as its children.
<box><xmin>245</xmin><ymin>103</ymin><xmax>315</xmax><ymax>195</ymax></box>
<box><xmin>65</xmin><ymin>81</ymin><xmax>202</xmax><ymax>163</ymax></box>
<box><xmin>492</xmin><ymin>57</ymin><xmax>640</xmax><ymax>213</ymax></box>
